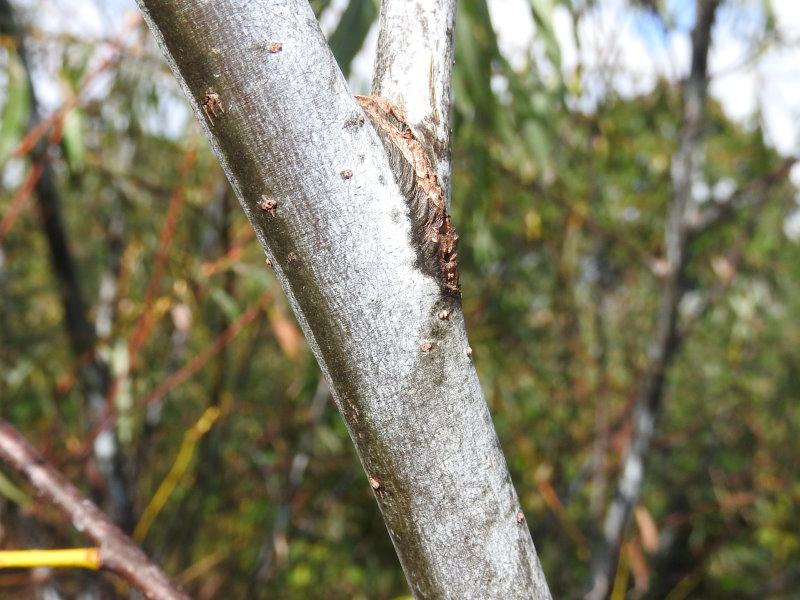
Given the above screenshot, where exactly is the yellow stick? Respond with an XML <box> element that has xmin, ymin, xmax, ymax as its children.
<box><xmin>133</xmin><ymin>404</ymin><xmax>223</xmax><ymax>542</ymax></box>
<box><xmin>0</xmin><ymin>548</ymin><xmax>101</xmax><ymax>570</ymax></box>
<box><xmin>609</xmin><ymin>542</ymin><xmax>631</xmax><ymax>600</ymax></box>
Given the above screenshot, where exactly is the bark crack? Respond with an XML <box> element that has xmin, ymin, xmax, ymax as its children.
<box><xmin>356</xmin><ymin>94</ymin><xmax>460</xmax><ymax>296</ymax></box>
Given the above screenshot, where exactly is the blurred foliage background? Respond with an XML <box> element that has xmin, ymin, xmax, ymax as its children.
<box><xmin>0</xmin><ymin>0</ymin><xmax>799</xmax><ymax>598</ymax></box>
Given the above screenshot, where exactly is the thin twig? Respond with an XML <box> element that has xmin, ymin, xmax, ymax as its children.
<box><xmin>87</xmin><ymin>291</ymin><xmax>271</xmax><ymax>450</ymax></box>
<box><xmin>0</xmin><ymin>420</ymin><xmax>189</xmax><ymax>600</ymax></box>
<box><xmin>250</xmin><ymin>377</ymin><xmax>331</xmax><ymax>586</ymax></box>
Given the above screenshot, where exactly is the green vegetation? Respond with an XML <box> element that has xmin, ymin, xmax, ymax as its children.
<box><xmin>0</xmin><ymin>0</ymin><xmax>798</xmax><ymax>597</ymax></box>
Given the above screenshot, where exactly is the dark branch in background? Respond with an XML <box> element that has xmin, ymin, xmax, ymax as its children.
<box><xmin>563</xmin><ymin>160</ymin><xmax>797</xmax><ymax>499</ymax></box>
<box><xmin>157</xmin><ymin>181</ymin><xmax>238</xmax><ymax>566</ymax></box>
<box><xmin>250</xmin><ymin>378</ymin><xmax>331</xmax><ymax>587</ymax></box>
<box><xmin>0</xmin><ymin>0</ymin><xmax>133</xmax><ymax>531</ymax></box>
<box><xmin>687</xmin><ymin>157</ymin><xmax>798</xmax><ymax>233</ymax></box>
<box><xmin>0</xmin><ymin>419</ymin><xmax>189</xmax><ymax>600</ymax></box>
<box><xmin>585</xmin><ymin>2</ymin><xmax>720</xmax><ymax>598</ymax></box>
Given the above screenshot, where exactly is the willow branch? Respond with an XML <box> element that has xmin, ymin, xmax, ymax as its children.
<box><xmin>0</xmin><ymin>420</ymin><xmax>188</xmax><ymax>600</ymax></box>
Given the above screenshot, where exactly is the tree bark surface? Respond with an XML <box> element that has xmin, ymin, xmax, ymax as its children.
<box><xmin>373</xmin><ymin>0</ymin><xmax>456</xmax><ymax>203</ymax></box>
<box><xmin>135</xmin><ymin>1</ymin><xmax>551</xmax><ymax>598</ymax></box>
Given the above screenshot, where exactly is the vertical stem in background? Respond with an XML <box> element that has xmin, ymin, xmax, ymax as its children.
<box><xmin>588</xmin><ymin>262</ymin><xmax>610</xmax><ymax>520</ymax></box>
<box><xmin>585</xmin><ymin>2</ymin><xmax>719</xmax><ymax>599</ymax></box>
<box><xmin>0</xmin><ymin>0</ymin><xmax>133</xmax><ymax>532</ymax></box>
<box><xmin>166</xmin><ymin>181</ymin><xmax>237</xmax><ymax>565</ymax></box>
<box><xmin>249</xmin><ymin>378</ymin><xmax>331</xmax><ymax>587</ymax></box>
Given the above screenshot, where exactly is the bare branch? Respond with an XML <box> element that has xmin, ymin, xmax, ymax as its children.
<box><xmin>0</xmin><ymin>420</ymin><xmax>188</xmax><ymax>600</ymax></box>
<box><xmin>585</xmin><ymin>2</ymin><xmax>720</xmax><ymax>598</ymax></box>
<box><xmin>373</xmin><ymin>0</ymin><xmax>457</xmax><ymax>204</ymax></box>
<box><xmin>686</xmin><ymin>157</ymin><xmax>798</xmax><ymax>233</ymax></box>
<box><xmin>135</xmin><ymin>0</ymin><xmax>551</xmax><ymax>597</ymax></box>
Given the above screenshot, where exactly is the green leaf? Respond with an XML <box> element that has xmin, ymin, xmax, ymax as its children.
<box><xmin>0</xmin><ymin>470</ymin><xmax>29</xmax><ymax>506</ymax></box>
<box><xmin>529</xmin><ymin>0</ymin><xmax>562</xmax><ymax>71</ymax></box>
<box><xmin>0</xmin><ymin>54</ymin><xmax>29</xmax><ymax>164</ymax></box>
<box><xmin>209</xmin><ymin>287</ymin><xmax>241</xmax><ymax>321</ymax></box>
<box><xmin>61</xmin><ymin>108</ymin><xmax>85</xmax><ymax>174</ymax></box>
<box><xmin>328</xmin><ymin>0</ymin><xmax>377</xmax><ymax>78</ymax></box>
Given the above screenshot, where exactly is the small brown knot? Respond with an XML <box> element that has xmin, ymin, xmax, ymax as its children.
<box><xmin>201</xmin><ymin>92</ymin><xmax>224</xmax><ymax>126</ymax></box>
<box><xmin>340</xmin><ymin>169</ymin><xmax>353</xmax><ymax>180</ymax></box>
<box><xmin>266</xmin><ymin>42</ymin><xmax>283</xmax><ymax>53</ymax></box>
<box><xmin>258</xmin><ymin>195</ymin><xmax>277</xmax><ymax>215</ymax></box>
<box><xmin>420</xmin><ymin>342</ymin><xmax>433</xmax><ymax>353</ymax></box>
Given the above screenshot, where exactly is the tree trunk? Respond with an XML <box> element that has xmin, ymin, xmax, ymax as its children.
<box><xmin>135</xmin><ymin>0</ymin><xmax>551</xmax><ymax>598</ymax></box>
<box><xmin>584</xmin><ymin>2</ymin><xmax>719</xmax><ymax>598</ymax></box>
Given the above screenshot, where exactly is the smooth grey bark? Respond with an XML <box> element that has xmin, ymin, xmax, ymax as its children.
<box><xmin>135</xmin><ymin>1</ymin><xmax>551</xmax><ymax>598</ymax></box>
<box><xmin>584</xmin><ymin>2</ymin><xmax>719</xmax><ymax>599</ymax></box>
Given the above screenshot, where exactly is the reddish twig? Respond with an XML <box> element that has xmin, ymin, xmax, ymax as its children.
<box><xmin>11</xmin><ymin>14</ymin><xmax>143</xmax><ymax>160</ymax></box>
<box><xmin>102</xmin><ymin>150</ymin><xmax>196</xmax><ymax>418</ymax></box>
<box><xmin>199</xmin><ymin>224</ymin><xmax>255</xmax><ymax>277</ymax></box>
<box><xmin>138</xmin><ymin>291</ymin><xmax>270</xmax><ymax>411</ymax></box>
<box><xmin>128</xmin><ymin>150</ymin><xmax>197</xmax><ymax>363</ymax></box>
<box><xmin>0</xmin><ymin>419</ymin><xmax>189</xmax><ymax>600</ymax></box>
<box><xmin>0</xmin><ymin>161</ymin><xmax>43</xmax><ymax>245</ymax></box>
<box><xmin>87</xmin><ymin>291</ymin><xmax>271</xmax><ymax>450</ymax></box>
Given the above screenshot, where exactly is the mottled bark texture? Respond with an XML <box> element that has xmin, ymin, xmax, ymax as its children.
<box><xmin>584</xmin><ymin>2</ymin><xmax>719</xmax><ymax>599</ymax></box>
<box><xmin>134</xmin><ymin>1</ymin><xmax>551</xmax><ymax>598</ymax></box>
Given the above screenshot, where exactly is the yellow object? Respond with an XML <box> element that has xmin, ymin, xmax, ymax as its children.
<box><xmin>133</xmin><ymin>404</ymin><xmax>223</xmax><ymax>542</ymax></box>
<box><xmin>0</xmin><ymin>548</ymin><xmax>100</xmax><ymax>570</ymax></box>
<box><xmin>524</xmin><ymin>210</ymin><xmax>542</xmax><ymax>241</ymax></box>
<box><xmin>610</xmin><ymin>544</ymin><xmax>631</xmax><ymax>600</ymax></box>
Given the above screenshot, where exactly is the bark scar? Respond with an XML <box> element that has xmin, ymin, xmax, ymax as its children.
<box><xmin>355</xmin><ymin>95</ymin><xmax>460</xmax><ymax>296</ymax></box>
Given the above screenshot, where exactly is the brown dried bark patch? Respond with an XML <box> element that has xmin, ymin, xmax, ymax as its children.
<box><xmin>356</xmin><ymin>95</ymin><xmax>460</xmax><ymax>296</ymax></box>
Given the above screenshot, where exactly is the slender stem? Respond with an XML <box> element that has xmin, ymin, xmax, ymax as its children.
<box><xmin>250</xmin><ymin>378</ymin><xmax>331</xmax><ymax>586</ymax></box>
<box><xmin>0</xmin><ymin>420</ymin><xmax>189</xmax><ymax>600</ymax></box>
<box><xmin>585</xmin><ymin>3</ymin><xmax>719</xmax><ymax>598</ymax></box>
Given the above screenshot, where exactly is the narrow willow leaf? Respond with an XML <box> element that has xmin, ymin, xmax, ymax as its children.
<box><xmin>210</xmin><ymin>287</ymin><xmax>241</xmax><ymax>321</ymax></box>
<box><xmin>328</xmin><ymin>0</ymin><xmax>377</xmax><ymax>78</ymax></box>
<box><xmin>529</xmin><ymin>0</ymin><xmax>562</xmax><ymax>71</ymax></box>
<box><xmin>62</xmin><ymin>108</ymin><xmax>85</xmax><ymax>174</ymax></box>
<box><xmin>0</xmin><ymin>54</ymin><xmax>29</xmax><ymax>164</ymax></box>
